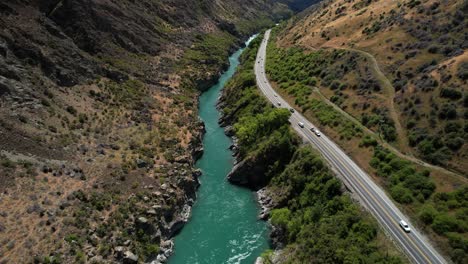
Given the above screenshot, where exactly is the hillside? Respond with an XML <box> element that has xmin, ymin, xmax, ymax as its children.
<box><xmin>218</xmin><ymin>37</ymin><xmax>405</xmax><ymax>263</ymax></box>
<box><xmin>261</xmin><ymin>0</ymin><xmax>467</xmax><ymax>262</ymax></box>
<box><xmin>277</xmin><ymin>0</ymin><xmax>467</xmax><ymax>174</ymax></box>
<box><xmin>0</xmin><ymin>0</ymin><xmax>313</xmax><ymax>263</ymax></box>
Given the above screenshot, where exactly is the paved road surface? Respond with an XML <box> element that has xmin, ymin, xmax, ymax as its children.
<box><xmin>255</xmin><ymin>30</ymin><xmax>446</xmax><ymax>264</ymax></box>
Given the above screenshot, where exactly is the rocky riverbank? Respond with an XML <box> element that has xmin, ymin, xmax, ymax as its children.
<box><xmin>217</xmin><ymin>77</ymin><xmax>283</xmax><ymax>250</ymax></box>
<box><xmin>149</xmin><ymin>121</ymin><xmax>204</xmax><ymax>264</ymax></box>
<box><xmin>217</xmin><ymin>93</ymin><xmax>271</xmax><ymax>190</ymax></box>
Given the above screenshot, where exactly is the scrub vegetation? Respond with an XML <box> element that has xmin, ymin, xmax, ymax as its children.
<box><xmin>277</xmin><ymin>0</ymin><xmax>468</xmax><ymax>174</ymax></box>
<box><xmin>222</xmin><ymin>36</ymin><xmax>404</xmax><ymax>263</ymax></box>
<box><xmin>264</xmin><ymin>22</ymin><xmax>468</xmax><ymax>264</ymax></box>
<box><xmin>265</xmin><ymin>41</ymin><xmax>397</xmax><ymax>142</ymax></box>
<box><xmin>0</xmin><ymin>0</ymin><xmax>308</xmax><ymax>262</ymax></box>
<box><xmin>370</xmin><ymin>146</ymin><xmax>468</xmax><ymax>263</ymax></box>
<box><xmin>268</xmin><ymin>147</ymin><xmax>403</xmax><ymax>263</ymax></box>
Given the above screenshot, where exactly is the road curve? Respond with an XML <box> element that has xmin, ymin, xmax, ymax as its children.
<box><xmin>255</xmin><ymin>30</ymin><xmax>446</xmax><ymax>264</ymax></box>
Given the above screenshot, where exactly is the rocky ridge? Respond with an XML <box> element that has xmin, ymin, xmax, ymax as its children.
<box><xmin>0</xmin><ymin>0</ymin><xmax>317</xmax><ymax>263</ymax></box>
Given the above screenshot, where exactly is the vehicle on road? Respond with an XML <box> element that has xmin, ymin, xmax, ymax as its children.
<box><xmin>277</xmin><ymin>102</ymin><xmax>281</xmax><ymax>106</ymax></box>
<box><xmin>254</xmin><ymin>29</ymin><xmax>445</xmax><ymax>264</ymax></box>
<box><xmin>289</xmin><ymin>108</ymin><xmax>295</xmax><ymax>113</ymax></box>
<box><xmin>399</xmin><ymin>220</ymin><xmax>411</xmax><ymax>233</ymax></box>
<box><xmin>274</xmin><ymin>94</ymin><xmax>277</xmax><ymax>97</ymax></box>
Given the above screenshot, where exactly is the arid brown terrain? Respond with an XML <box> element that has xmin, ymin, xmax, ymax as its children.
<box><xmin>0</xmin><ymin>0</ymin><xmax>315</xmax><ymax>263</ymax></box>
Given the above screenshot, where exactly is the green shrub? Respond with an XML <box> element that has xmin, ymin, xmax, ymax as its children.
<box><xmin>65</xmin><ymin>234</ymin><xmax>80</xmax><ymax>244</ymax></box>
<box><xmin>1</xmin><ymin>158</ymin><xmax>15</xmax><ymax>168</ymax></box>
<box><xmin>18</xmin><ymin>115</ymin><xmax>28</xmax><ymax>123</ymax></box>
<box><xmin>440</xmin><ymin>88</ymin><xmax>463</xmax><ymax>100</ymax></box>
<box><xmin>457</xmin><ymin>62</ymin><xmax>468</xmax><ymax>80</ymax></box>
<box><xmin>66</xmin><ymin>106</ymin><xmax>77</xmax><ymax>115</ymax></box>
<box><xmin>41</xmin><ymin>98</ymin><xmax>51</xmax><ymax>107</ymax></box>
<box><xmin>390</xmin><ymin>185</ymin><xmax>413</xmax><ymax>204</ymax></box>
<box><xmin>235</xmin><ymin>108</ymin><xmax>291</xmax><ymax>149</ymax></box>
<box><xmin>371</xmin><ymin>146</ymin><xmax>436</xmax><ymax>203</ymax></box>
<box><xmin>271</xmin><ymin>208</ymin><xmax>291</xmax><ymax>228</ymax></box>
<box><xmin>145</xmin><ymin>243</ymin><xmax>160</xmax><ymax>257</ymax></box>
<box><xmin>432</xmin><ymin>214</ymin><xmax>460</xmax><ymax>234</ymax></box>
<box><xmin>418</xmin><ymin>204</ymin><xmax>438</xmax><ymax>224</ymax></box>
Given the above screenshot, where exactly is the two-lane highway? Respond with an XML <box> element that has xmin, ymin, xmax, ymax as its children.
<box><xmin>255</xmin><ymin>30</ymin><xmax>446</xmax><ymax>264</ymax></box>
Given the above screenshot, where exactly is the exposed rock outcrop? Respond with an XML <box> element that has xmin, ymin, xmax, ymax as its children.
<box><xmin>257</xmin><ymin>188</ymin><xmax>273</xmax><ymax>220</ymax></box>
<box><xmin>226</xmin><ymin>157</ymin><xmax>269</xmax><ymax>189</ymax></box>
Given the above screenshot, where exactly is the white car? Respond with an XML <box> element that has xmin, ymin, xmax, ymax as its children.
<box><xmin>277</xmin><ymin>102</ymin><xmax>281</xmax><ymax>106</ymax></box>
<box><xmin>314</xmin><ymin>130</ymin><xmax>321</xmax><ymax>137</ymax></box>
<box><xmin>399</xmin><ymin>220</ymin><xmax>411</xmax><ymax>233</ymax></box>
<box><xmin>298</xmin><ymin>122</ymin><xmax>305</xmax><ymax>128</ymax></box>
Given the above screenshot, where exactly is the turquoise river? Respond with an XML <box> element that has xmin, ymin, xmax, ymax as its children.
<box><xmin>168</xmin><ymin>35</ymin><xmax>269</xmax><ymax>264</ymax></box>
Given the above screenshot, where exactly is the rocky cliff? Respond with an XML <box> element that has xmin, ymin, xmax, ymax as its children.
<box><xmin>0</xmin><ymin>0</ymin><xmax>314</xmax><ymax>263</ymax></box>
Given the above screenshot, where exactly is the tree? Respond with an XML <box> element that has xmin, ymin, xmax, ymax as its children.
<box><xmin>440</xmin><ymin>88</ymin><xmax>462</xmax><ymax>100</ymax></box>
<box><xmin>271</xmin><ymin>208</ymin><xmax>291</xmax><ymax>229</ymax></box>
<box><xmin>418</xmin><ymin>205</ymin><xmax>437</xmax><ymax>224</ymax></box>
<box><xmin>438</xmin><ymin>104</ymin><xmax>457</xmax><ymax>119</ymax></box>
<box><xmin>390</xmin><ymin>185</ymin><xmax>413</xmax><ymax>204</ymax></box>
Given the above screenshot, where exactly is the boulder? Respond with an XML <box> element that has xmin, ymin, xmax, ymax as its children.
<box><xmin>137</xmin><ymin>216</ymin><xmax>148</xmax><ymax>224</ymax></box>
<box><xmin>114</xmin><ymin>246</ymin><xmax>125</xmax><ymax>259</ymax></box>
<box><xmin>174</xmin><ymin>155</ymin><xmax>189</xmax><ymax>164</ymax></box>
<box><xmin>89</xmin><ymin>256</ymin><xmax>104</xmax><ymax>263</ymax></box>
<box><xmin>160</xmin><ymin>240</ymin><xmax>174</xmax><ymax>255</ymax></box>
<box><xmin>123</xmin><ymin>251</ymin><xmax>138</xmax><ymax>264</ymax></box>
<box><xmin>224</xmin><ymin>125</ymin><xmax>235</xmax><ymax>136</ymax></box>
<box><xmin>136</xmin><ymin>159</ymin><xmax>148</xmax><ymax>168</ymax></box>
<box><xmin>226</xmin><ymin>158</ymin><xmax>268</xmax><ymax>190</ymax></box>
<box><xmin>192</xmin><ymin>146</ymin><xmax>204</xmax><ymax>160</ymax></box>
<box><xmin>146</xmin><ymin>209</ymin><xmax>157</xmax><ymax>215</ymax></box>
<box><xmin>192</xmin><ymin>169</ymin><xmax>202</xmax><ymax>178</ymax></box>
<box><xmin>155</xmin><ymin>254</ymin><xmax>167</xmax><ymax>263</ymax></box>
<box><xmin>177</xmin><ymin>175</ymin><xmax>198</xmax><ymax>200</ymax></box>
<box><xmin>257</xmin><ymin>188</ymin><xmax>274</xmax><ymax>220</ymax></box>
<box><xmin>136</xmin><ymin>216</ymin><xmax>154</xmax><ymax>235</ymax></box>
<box><xmin>168</xmin><ymin>218</ymin><xmax>186</xmax><ymax>238</ymax></box>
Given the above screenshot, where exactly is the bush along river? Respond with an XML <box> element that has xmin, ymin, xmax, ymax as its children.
<box><xmin>168</xmin><ymin>35</ymin><xmax>269</xmax><ymax>264</ymax></box>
